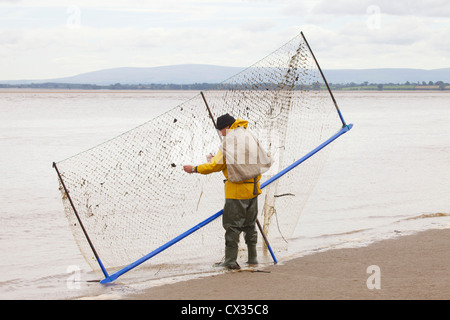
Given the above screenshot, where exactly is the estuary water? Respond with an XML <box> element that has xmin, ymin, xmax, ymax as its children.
<box><xmin>0</xmin><ymin>90</ymin><xmax>449</xmax><ymax>299</ymax></box>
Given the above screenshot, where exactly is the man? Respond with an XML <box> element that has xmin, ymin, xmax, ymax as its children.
<box><xmin>183</xmin><ymin>113</ymin><xmax>261</xmax><ymax>270</ymax></box>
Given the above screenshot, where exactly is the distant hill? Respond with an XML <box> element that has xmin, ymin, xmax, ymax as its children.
<box><xmin>2</xmin><ymin>65</ymin><xmax>244</xmax><ymax>86</ymax></box>
<box><xmin>1</xmin><ymin>64</ymin><xmax>449</xmax><ymax>85</ymax></box>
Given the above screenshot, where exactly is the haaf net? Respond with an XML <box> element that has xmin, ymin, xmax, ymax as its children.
<box><xmin>54</xmin><ymin>32</ymin><xmax>348</xmax><ymax>280</ymax></box>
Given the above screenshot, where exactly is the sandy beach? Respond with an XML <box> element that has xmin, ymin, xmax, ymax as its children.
<box><xmin>127</xmin><ymin>228</ymin><xmax>450</xmax><ymax>300</ymax></box>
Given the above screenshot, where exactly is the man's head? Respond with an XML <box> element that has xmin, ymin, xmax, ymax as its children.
<box><xmin>216</xmin><ymin>113</ymin><xmax>236</xmax><ymax>136</ymax></box>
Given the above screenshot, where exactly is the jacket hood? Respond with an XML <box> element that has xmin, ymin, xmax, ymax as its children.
<box><xmin>230</xmin><ymin>118</ymin><xmax>248</xmax><ymax>130</ymax></box>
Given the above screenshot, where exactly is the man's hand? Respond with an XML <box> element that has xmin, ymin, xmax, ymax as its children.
<box><xmin>183</xmin><ymin>165</ymin><xmax>193</xmax><ymax>173</ymax></box>
<box><xmin>206</xmin><ymin>153</ymin><xmax>214</xmax><ymax>162</ymax></box>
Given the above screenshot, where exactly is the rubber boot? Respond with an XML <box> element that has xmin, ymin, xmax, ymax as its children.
<box><xmin>220</xmin><ymin>246</ymin><xmax>240</xmax><ymax>269</ymax></box>
<box><xmin>247</xmin><ymin>245</ymin><xmax>258</xmax><ymax>265</ymax></box>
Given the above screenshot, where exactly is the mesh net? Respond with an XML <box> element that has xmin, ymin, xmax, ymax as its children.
<box><xmin>55</xmin><ymin>32</ymin><xmax>344</xmax><ymax>276</ymax></box>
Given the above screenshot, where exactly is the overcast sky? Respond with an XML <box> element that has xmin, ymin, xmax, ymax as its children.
<box><xmin>1</xmin><ymin>0</ymin><xmax>449</xmax><ymax>80</ymax></box>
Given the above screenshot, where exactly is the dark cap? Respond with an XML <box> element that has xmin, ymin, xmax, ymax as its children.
<box><xmin>216</xmin><ymin>113</ymin><xmax>236</xmax><ymax>130</ymax></box>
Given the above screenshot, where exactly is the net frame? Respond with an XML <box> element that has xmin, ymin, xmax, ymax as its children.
<box><xmin>53</xmin><ymin>31</ymin><xmax>353</xmax><ymax>283</ymax></box>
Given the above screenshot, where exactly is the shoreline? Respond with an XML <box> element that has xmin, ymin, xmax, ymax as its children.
<box><xmin>126</xmin><ymin>227</ymin><xmax>450</xmax><ymax>300</ymax></box>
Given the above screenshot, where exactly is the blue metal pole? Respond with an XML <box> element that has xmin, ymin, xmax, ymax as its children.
<box><xmin>96</xmin><ymin>258</ymin><xmax>109</xmax><ymax>280</ymax></box>
<box><xmin>265</xmin><ymin>240</ymin><xmax>278</xmax><ymax>265</ymax></box>
<box><xmin>261</xmin><ymin>124</ymin><xmax>353</xmax><ymax>189</ymax></box>
<box><xmin>100</xmin><ymin>123</ymin><xmax>353</xmax><ymax>284</ymax></box>
<box><xmin>100</xmin><ymin>209</ymin><xmax>223</xmax><ymax>284</ymax></box>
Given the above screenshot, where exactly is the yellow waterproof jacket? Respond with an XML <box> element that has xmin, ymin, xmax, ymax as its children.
<box><xmin>196</xmin><ymin>119</ymin><xmax>262</xmax><ymax>200</ymax></box>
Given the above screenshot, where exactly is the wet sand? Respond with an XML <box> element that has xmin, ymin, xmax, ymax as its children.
<box><xmin>128</xmin><ymin>228</ymin><xmax>450</xmax><ymax>300</ymax></box>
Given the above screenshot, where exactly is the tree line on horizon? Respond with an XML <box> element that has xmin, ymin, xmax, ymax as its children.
<box><xmin>0</xmin><ymin>80</ymin><xmax>449</xmax><ymax>91</ymax></box>
<box><xmin>330</xmin><ymin>80</ymin><xmax>449</xmax><ymax>91</ymax></box>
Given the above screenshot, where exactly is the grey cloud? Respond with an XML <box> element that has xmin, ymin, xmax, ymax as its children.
<box><xmin>312</xmin><ymin>0</ymin><xmax>450</xmax><ymax>17</ymax></box>
<box><xmin>240</xmin><ymin>19</ymin><xmax>276</xmax><ymax>32</ymax></box>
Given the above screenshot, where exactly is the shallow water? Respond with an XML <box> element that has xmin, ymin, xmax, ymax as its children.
<box><xmin>0</xmin><ymin>90</ymin><xmax>449</xmax><ymax>299</ymax></box>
